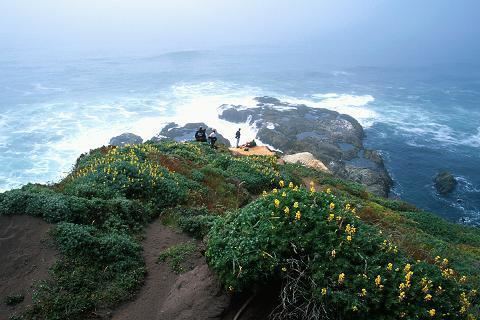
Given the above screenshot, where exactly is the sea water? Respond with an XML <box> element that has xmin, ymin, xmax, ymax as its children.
<box><xmin>0</xmin><ymin>48</ymin><xmax>479</xmax><ymax>224</ymax></box>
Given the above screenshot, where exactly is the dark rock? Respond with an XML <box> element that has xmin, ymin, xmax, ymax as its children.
<box><xmin>219</xmin><ymin>97</ymin><xmax>392</xmax><ymax>197</ymax></box>
<box><xmin>151</xmin><ymin>122</ymin><xmax>231</xmax><ymax>147</ymax></box>
<box><xmin>434</xmin><ymin>171</ymin><xmax>457</xmax><ymax>195</ymax></box>
<box><xmin>109</xmin><ymin>133</ymin><xmax>143</xmax><ymax>147</ymax></box>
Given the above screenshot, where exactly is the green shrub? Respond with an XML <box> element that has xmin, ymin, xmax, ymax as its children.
<box><xmin>212</xmin><ymin>154</ymin><xmax>280</xmax><ymax>193</ymax></box>
<box><xmin>157</xmin><ymin>242</ymin><xmax>197</xmax><ymax>273</ymax></box>
<box><xmin>62</xmin><ymin>144</ymin><xmax>193</xmax><ymax>210</ymax></box>
<box><xmin>22</xmin><ymin>223</ymin><xmax>145</xmax><ymax>320</ymax></box>
<box><xmin>0</xmin><ymin>186</ymin><xmax>151</xmax><ymax>233</ymax></box>
<box><xmin>4</xmin><ymin>294</ymin><xmax>24</xmax><ymax>306</ymax></box>
<box><xmin>207</xmin><ymin>183</ymin><xmax>479</xmax><ymax>319</ymax></box>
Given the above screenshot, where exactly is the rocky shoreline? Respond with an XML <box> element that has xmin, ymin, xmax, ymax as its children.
<box><xmin>110</xmin><ymin>96</ymin><xmax>393</xmax><ymax>197</ymax></box>
<box><xmin>219</xmin><ymin>96</ymin><xmax>392</xmax><ymax>197</ymax></box>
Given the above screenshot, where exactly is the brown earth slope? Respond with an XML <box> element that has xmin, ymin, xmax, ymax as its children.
<box><xmin>0</xmin><ymin>215</ymin><xmax>56</xmax><ymax>319</ymax></box>
<box><xmin>112</xmin><ymin>220</ymin><xmax>230</xmax><ymax>320</ymax></box>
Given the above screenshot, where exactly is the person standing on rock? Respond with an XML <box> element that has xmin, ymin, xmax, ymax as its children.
<box><xmin>208</xmin><ymin>129</ymin><xmax>218</xmax><ymax>148</ymax></box>
<box><xmin>235</xmin><ymin>128</ymin><xmax>241</xmax><ymax>148</ymax></box>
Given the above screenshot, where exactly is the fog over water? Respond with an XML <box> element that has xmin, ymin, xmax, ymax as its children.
<box><xmin>1</xmin><ymin>0</ymin><xmax>480</xmax><ymax>66</ymax></box>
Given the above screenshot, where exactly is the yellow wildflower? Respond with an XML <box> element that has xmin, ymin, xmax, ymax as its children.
<box><xmin>352</xmin><ymin>306</ymin><xmax>358</xmax><ymax>312</ymax></box>
<box><xmin>429</xmin><ymin>309</ymin><xmax>436</xmax><ymax>317</ymax></box>
<box><xmin>295</xmin><ymin>211</ymin><xmax>301</xmax><ymax>220</ymax></box>
<box><xmin>328</xmin><ymin>213</ymin><xmax>335</xmax><ymax>221</ymax></box>
<box><xmin>281</xmin><ymin>267</ymin><xmax>287</xmax><ymax>272</ymax></box>
<box><xmin>360</xmin><ymin>288</ymin><xmax>367</xmax><ymax>297</ymax></box>
<box><xmin>387</xmin><ymin>263</ymin><xmax>393</xmax><ymax>271</ymax></box>
<box><xmin>326</xmin><ymin>188</ymin><xmax>331</xmax><ymax>194</ymax></box>
<box><xmin>273</xmin><ymin>188</ymin><xmax>278</xmax><ymax>193</ymax></box>
<box><xmin>321</xmin><ymin>288</ymin><xmax>327</xmax><ymax>295</ymax></box>
<box><xmin>282</xmin><ymin>192</ymin><xmax>287</xmax><ymax>197</ymax></box>
<box><xmin>399</xmin><ymin>291</ymin><xmax>406</xmax><ymax>301</ymax></box>
<box><xmin>345</xmin><ymin>203</ymin><xmax>351</xmax><ymax>210</ymax></box>
<box><xmin>425</xmin><ymin>294</ymin><xmax>432</xmax><ymax>301</ymax></box>
<box><xmin>338</xmin><ymin>273</ymin><xmax>345</xmax><ymax>284</ymax></box>
<box><xmin>279</xmin><ymin>180</ymin><xmax>285</xmax><ymax>188</ymax></box>
<box><xmin>404</xmin><ymin>264</ymin><xmax>411</xmax><ymax>273</ymax></box>
<box><xmin>346</xmin><ymin>235</ymin><xmax>352</xmax><ymax>242</ymax></box>
<box><xmin>293</xmin><ymin>202</ymin><xmax>299</xmax><ymax>208</ymax></box>
<box><xmin>375</xmin><ymin>275</ymin><xmax>382</xmax><ymax>287</ymax></box>
<box><xmin>284</xmin><ymin>207</ymin><xmax>290</xmax><ymax>214</ymax></box>
<box><xmin>274</xmin><ymin>199</ymin><xmax>280</xmax><ymax>208</ymax></box>
<box><xmin>331</xmin><ymin>249</ymin><xmax>336</xmax><ymax>258</ymax></box>
<box><xmin>289</xmin><ymin>182</ymin><xmax>294</xmax><ymax>188</ymax></box>
<box><xmin>329</xmin><ymin>202</ymin><xmax>335</xmax><ymax>210</ymax></box>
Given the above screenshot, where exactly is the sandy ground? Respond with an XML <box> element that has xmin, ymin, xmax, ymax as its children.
<box><xmin>0</xmin><ymin>215</ymin><xmax>57</xmax><ymax>319</ymax></box>
<box><xmin>229</xmin><ymin>146</ymin><xmax>276</xmax><ymax>157</ymax></box>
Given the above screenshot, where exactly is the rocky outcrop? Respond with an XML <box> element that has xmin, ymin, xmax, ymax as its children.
<box><xmin>434</xmin><ymin>171</ymin><xmax>457</xmax><ymax>195</ymax></box>
<box><xmin>282</xmin><ymin>152</ymin><xmax>329</xmax><ymax>172</ymax></box>
<box><xmin>109</xmin><ymin>133</ymin><xmax>143</xmax><ymax>147</ymax></box>
<box><xmin>151</xmin><ymin>123</ymin><xmax>231</xmax><ymax>147</ymax></box>
<box><xmin>220</xmin><ymin>97</ymin><xmax>392</xmax><ymax>197</ymax></box>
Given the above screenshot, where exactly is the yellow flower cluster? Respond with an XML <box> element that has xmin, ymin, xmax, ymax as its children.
<box><xmin>295</xmin><ymin>211</ymin><xmax>301</xmax><ymax>220</ymax></box>
<box><xmin>398</xmin><ymin>264</ymin><xmax>413</xmax><ymax>301</ymax></box>
<box><xmin>69</xmin><ymin>144</ymin><xmax>171</xmax><ymax>187</ymax></box>
<box><xmin>338</xmin><ymin>273</ymin><xmax>345</xmax><ymax>285</ymax></box>
<box><xmin>345</xmin><ymin>223</ymin><xmax>357</xmax><ymax>242</ymax></box>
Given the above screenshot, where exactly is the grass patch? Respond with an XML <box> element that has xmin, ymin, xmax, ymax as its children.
<box><xmin>157</xmin><ymin>242</ymin><xmax>197</xmax><ymax>273</ymax></box>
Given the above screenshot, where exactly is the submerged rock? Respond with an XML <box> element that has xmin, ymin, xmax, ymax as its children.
<box><xmin>220</xmin><ymin>97</ymin><xmax>392</xmax><ymax>197</ymax></box>
<box><xmin>109</xmin><ymin>133</ymin><xmax>143</xmax><ymax>147</ymax></box>
<box><xmin>151</xmin><ymin>122</ymin><xmax>231</xmax><ymax>147</ymax></box>
<box><xmin>434</xmin><ymin>171</ymin><xmax>457</xmax><ymax>195</ymax></box>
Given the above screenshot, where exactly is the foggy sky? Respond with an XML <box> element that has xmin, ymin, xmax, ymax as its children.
<box><xmin>1</xmin><ymin>0</ymin><xmax>479</xmax><ymax>66</ymax></box>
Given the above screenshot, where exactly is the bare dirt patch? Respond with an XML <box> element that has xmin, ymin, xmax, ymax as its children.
<box><xmin>0</xmin><ymin>215</ymin><xmax>56</xmax><ymax>319</ymax></box>
<box><xmin>112</xmin><ymin>220</ymin><xmax>230</xmax><ymax>320</ymax></box>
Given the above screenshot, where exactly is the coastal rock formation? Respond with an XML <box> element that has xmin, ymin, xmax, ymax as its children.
<box><xmin>109</xmin><ymin>133</ymin><xmax>143</xmax><ymax>146</ymax></box>
<box><xmin>151</xmin><ymin>122</ymin><xmax>231</xmax><ymax>147</ymax></box>
<box><xmin>220</xmin><ymin>96</ymin><xmax>392</xmax><ymax>197</ymax></box>
<box><xmin>282</xmin><ymin>152</ymin><xmax>329</xmax><ymax>172</ymax></box>
<box><xmin>434</xmin><ymin>171</ymin><xmax>457</xmax><ymax>195</ymax></box>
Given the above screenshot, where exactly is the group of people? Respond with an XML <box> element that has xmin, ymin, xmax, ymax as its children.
<box><xmin>194</xmin><ymin>126</ymin><xmax>242</xmax><ymax>148</ymax></box>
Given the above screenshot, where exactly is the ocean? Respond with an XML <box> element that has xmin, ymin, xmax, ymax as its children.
<box><xmin>0</xmin><ymin>47</ymin><xmax>479</xmax><ymax>224</ymax></box>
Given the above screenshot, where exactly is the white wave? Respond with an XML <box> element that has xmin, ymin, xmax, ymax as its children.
<box><xmin>461</xmin><ymin>127</ymin><xmax>480</xmax><ymax>148</ymax></box>
<box><xmin>33</xmin><ymin>83</ymin><xmax>66</xmax><ymax>93</ymax></box>
<box><xmin>280</xmin><ymin>94</ymin><xmax>377</xmax><ymax>128</ymax></box>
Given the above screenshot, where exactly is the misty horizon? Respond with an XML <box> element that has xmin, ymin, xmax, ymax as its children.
<box><xmin>1</xmin><ymin>0</ymin><xmax>480</xmax><ymax>67</ymax></box>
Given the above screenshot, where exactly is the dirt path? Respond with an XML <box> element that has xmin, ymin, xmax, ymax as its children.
<box><xmin>112</xmin><ymin>220</ymin><xmax>229</xmax><ymax>320</ymax></box>
<box><xmin>0</xmin><ymin>215</ymin><xmax>57</xmax><ymax>319</ymax></box>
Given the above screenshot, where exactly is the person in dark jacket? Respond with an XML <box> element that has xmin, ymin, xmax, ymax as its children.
<box><xmin>235</xmin><ymin>128</ymin><xmax>241</xmax><ymax>148</ymax></box>
<box><xmin>195</xmin><ymin>127</ymin><xmax>207</xmax><ymax>142</ymax></box>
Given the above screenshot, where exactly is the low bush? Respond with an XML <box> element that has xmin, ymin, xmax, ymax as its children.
<box><xmin>0</xmin><ymin>185</ymin><xmax>151</xmax><ymax>233</ymax></box>
<box><xmin>212</xmin><ymin>154</ymin><xmax>280</xmax><ymax>193</ymax></box>
<box><xmin>157</xmin><ymin>242</ymin><xmax>197</xmax><ymax>273</ymax></box>
<box><xmin>207</xmin><ymin>182</ymin><xmax>479</xmax><ymax>319</ymax></box>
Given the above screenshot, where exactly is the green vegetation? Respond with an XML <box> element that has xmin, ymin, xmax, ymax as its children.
<box><xmin>157</xmin><ymin>242</ymin><xmax>197</xmax><ymax>273</ymax></box>
<box><xmin>4</xmin><ymin>294</ymin><xmax>24</xmax><ymax>306</ymax></box>
<box><xmin>0</xmin><ymin>140</ymin><xmax>479</xmax><ymax>319</ymax></box>
<box><xmin>207</xmin><ymin>183</ymin><xmax>478</xmax><ymax>319</ymax></box>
